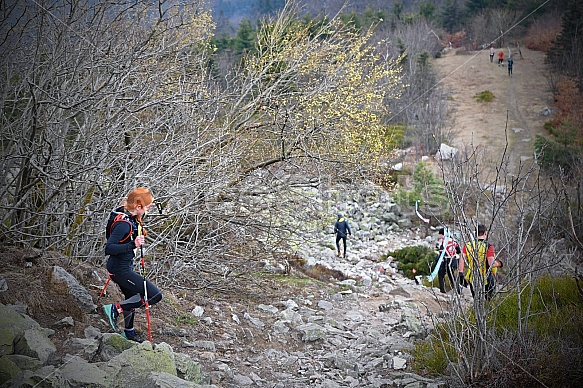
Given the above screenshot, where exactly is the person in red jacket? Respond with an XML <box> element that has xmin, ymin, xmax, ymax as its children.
<box><xmin>497</xmin><ymin>50</ymin><xmax>504</xmax><ymax>66</ymax></box>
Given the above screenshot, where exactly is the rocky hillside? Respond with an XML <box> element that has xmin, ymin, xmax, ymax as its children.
<box><xmin>1</xmin><ymin>43</ymin><xmax>556</xmax><ymax>388</ymax></box>
<box><xmin>0</xmin><ymin>182</ymin><xmax>475</xmax><ymax>388</ymax></box>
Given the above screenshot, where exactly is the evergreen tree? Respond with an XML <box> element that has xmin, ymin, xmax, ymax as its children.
<box><xmin>465</xmin><ymin>0</ymin><xmax>490</xmax><ymax>15</ymax></box>
<box><xmin>419</xmin><ymin>1</ymin><xmax>437</xmax><ymax>21</ymax></box>
<box><xmin>547</xmin><ymin>0</ymin><xmax>583</xmax><ymax>85</ymax></box>
<box><xmin>554</xmin><ymin>0</ymin><xmax>583</xmax><ymax>54</ymax></box>
<box><xmin>234</xmin><ymin>19</ymin><xmax>257</xmax><ymax>55</ymax></box>
<box><xmin>253</xmin><ymin>0</ymin><xmax>285</xmax><ymax>17</ymax></box>
<box><xmin>393</xmin><ymin>1</ymin><xmax>404</xmax><ymax>21</ymax></box>
<box><xmin>441</xmin><ymin>0</ymin><xmax>461</xmax><ymax>33</ymax></box>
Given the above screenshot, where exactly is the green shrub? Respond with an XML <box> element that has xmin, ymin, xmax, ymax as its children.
<box><xmin>410</xmin><ymin>334</ymin><xmax>455</xmax><ymax>375</ymax></box>
<box><xmin>494</xmin><ymin>275</ymin><xmax>583</xmax><ymax>338</ymax></box>
<box><xmin>394</xmin><ymin>186</ymin><xmax>422</xmax><ymax>207</ymax></box>
<box><xmin>412</xmin><ymin>275</ymin><xmax>583</xmax><ymax>384</ymax></box>
<box><xmin>384</xmin><ymin>124</ymin><xmax>406</xmax><ymax>148</ymax></box>
<box><xmin>388</xmin><ymin>245</ymin><xmax>435</xmax><ymax>279</ymax></box>
<box><xmin>534</xmin><ymin>119</ymin><xmax>582</xmax><ymax>175</ymax></box>
<box><xmin>473</xmin><ymin>90</ymin><xmax>495</xmax><ymax>103</ymax></box>
<box><xmin>394</xmin><ymin>161</ymin><xmax>447</xmax><ymax>211</ymax></box>
<box><xmin>543</xmin><ymin>121</ymin><xmax>555</xmax><ymax>132</ymax></box>
<box><xmin>176</xmin><ymin>314</ymin><xmax>197</xmax><ymax>325</ymax></box>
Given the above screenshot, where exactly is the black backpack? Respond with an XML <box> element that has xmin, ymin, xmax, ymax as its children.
<box><xmin>105</xmin><ymin>207</ymin><xmax>136</xmax><ymax>242</ymax></box>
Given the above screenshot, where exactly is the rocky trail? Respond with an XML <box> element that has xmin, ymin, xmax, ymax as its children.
<box><xmin>0</xmin><ymin>186</ymin><xmax>470</xmax><ymax>388</ymax></box>
<box><xmin>0</xmin><ymin>47</ymin><xmax>553</xmax><ymax>388</ymax></box>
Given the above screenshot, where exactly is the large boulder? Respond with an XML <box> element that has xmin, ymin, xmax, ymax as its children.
<box><xmin>3</xmin><ymin>354</ymin><xmax>43</xmax><ymax>371</ymax></box>
<box><xmin>14</xmin><ymin>329</ymin><xmax>56</xmax><ymax>365</ymax></box>
<box><xmin>145</xmin><ymin>371</ymin><xmax>205</xmax><ymax>388</ymax></box>
<box><xmin>4</xmin><ymin>365</ymin><xmax>57</xmax><ymax>388</ymax></box>
<box><xmin>434</xmin><ymin>143</ymin><xmax>458</xmax><ymax>160</ymax></box>
<box><xmin>174</xmin><ymin>352</ymin><xmax>206</xmax><ymax>384</ymax></box>
<box><xmin>51</xmin><ymin>266</ymin><xmax>97</xmax><ymax>313</ymax></box>
<box><xmin>0</xmin><ymin>302</ymin><xmax>214</xmax><ymax>388</ymax></box>
<box><xmin>0</xmin><ymin>304</ymin><xmax>51</xmax><ymax>339</ymax></box>
<box><xmin>107</xmin><ymin>341</ymin><xmax>177</xmax><ymax>387</ymax></box>
<box><xmin>56</xmin><ymin>355</ymin><xmax>113</xmax><ymax>387</ymax></box>
<box><xmin>0</xmin><ymin>304</ymin><xmax>56</xmax><ymax>366</ymax></box>
<box><xmin>0</xmin><ymin>356</ymin><xmax>21</xmax><ymax>383</ymax></box>
<box><xmin>98</xmin><ymin>333</ymin><xmax>137</xmax><ymax>361</ymax></box>
<box><xmin>0</xmin><ymin>327</ymin><xmax>15</xmax><ymax>355</ymax></box>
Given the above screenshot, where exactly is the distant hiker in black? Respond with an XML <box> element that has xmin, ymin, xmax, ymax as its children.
<box><xmin>507</xmin><ymin>56</ymin><xmax>514</xmax><ymax>76</ymax></box>
<box><xmin>334</xmin><ymin>213</ymin><xmax>352</xmax><ymax>258</ymax></box>
<box><xmin>103</xmin><ymin>187</ymin><xmax>162</xmax><ymax>342</ymax></box>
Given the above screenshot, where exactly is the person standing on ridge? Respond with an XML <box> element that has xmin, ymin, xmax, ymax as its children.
<box><xmin>102</xmin><ymin>187</ymin><xmax>163</xmax><ymax>342</ymax></box>
<box><xmin>516</xmin><ymin>42</ymin><xmax>523</xmax><ymax>59</ymax></box>
<box><xmin>334</xmin><ymin>213</ymin><xmax>352</xmax><ymax>258</ymax></box>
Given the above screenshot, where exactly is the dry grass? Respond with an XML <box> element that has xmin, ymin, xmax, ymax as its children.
<box><xmin>287</xmin><ymin>253</ymin><xmax>351</xmax><ymax>282</ymax></box>
<box><xmin>0</xmin><ymin>262</ymin><xmax>88</xmax><ymax>325</ymax></box>
<box><xmin>553</xmin><ymin>77</ymin><xmax>583</xmax><ymax>129</ymax></box>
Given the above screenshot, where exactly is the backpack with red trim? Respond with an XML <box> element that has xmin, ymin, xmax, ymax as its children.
<box><xmin>105</xmin><ymin>207</ymin><xmax>136</xmax><ymax>243</ymax></box>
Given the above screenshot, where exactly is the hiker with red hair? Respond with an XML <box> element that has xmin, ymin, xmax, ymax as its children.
<box><xmin>102</xmin><ymin>187</ymin><xmax>162</xmax><ymax>342</ymax></box>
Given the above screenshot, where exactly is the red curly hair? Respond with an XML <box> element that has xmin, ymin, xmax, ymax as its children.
<box><xmin>125</xmin><ymin>187</ymin><xmax>153</xmax><ymax>212</ymax></box>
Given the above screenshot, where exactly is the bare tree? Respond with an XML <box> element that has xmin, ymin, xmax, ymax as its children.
<box><xmin>426</xmin><ymin>125</ymin><xmax>576</xmax><ymax>384</ymax></box>
<box><xmin>0</xmin><ymin>0</ymin><xmax>219</xmax><ymax>257</ymax></box>
<box><xmin>374</xmin><ymin>18</ymin><xmax>453</xmax><ymax>157</ymax></box>
<box><xmin>467</xmin><ymin>8</ymin><xmax>523</xmax><ymax>49</ymax></box>
<box><xmin>0</xmin><ymin>0</ymin><xmax>405</xmax><ymax>291</ymax></box>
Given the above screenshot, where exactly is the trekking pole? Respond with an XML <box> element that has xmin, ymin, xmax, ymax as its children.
<box><xmin>138</xmin><ymin>221</ymin><xmax>153</xmax><ymax>342</ymax></box>
<box><xmin>427</xmin><ymin>227</ymin><xmax>450</xmax><ymax>282</ymax></box>
<box><xmin>98</xmin><ymin>275</ymin><xmax>112</xmax><ymax>298</ymax></box>
<box><xmin>415</xmin><ymin>200</ymin><xmax>430</xmax><ymax>224</ymax></box>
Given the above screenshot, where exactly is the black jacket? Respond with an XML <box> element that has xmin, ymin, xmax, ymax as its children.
<box><xmin>334</xmin><ymin>218</ymin><xmax>352</xmax><ymax>238</ymax></box>
<box><xmin>105</xmin><ymin>209</ymin><xmax>138</xmax><ymax>274</ymax></box>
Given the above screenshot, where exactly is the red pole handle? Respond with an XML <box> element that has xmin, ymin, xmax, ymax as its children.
<box><xmin>139</xmin><ymin>225</ymin><xmax>153</xmax><ymax>342</ymax></box>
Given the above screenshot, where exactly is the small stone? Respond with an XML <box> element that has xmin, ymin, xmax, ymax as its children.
<box><xmin>191</xmin><ymin>306</ymin><xmax>204</xmax><ymax>317</ymax></box>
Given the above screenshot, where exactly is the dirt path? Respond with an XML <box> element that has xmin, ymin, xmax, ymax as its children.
<box><xmin>436</xmin><ymin>47</ymin><xmax>554</xmax><ymax>177</ymax></box>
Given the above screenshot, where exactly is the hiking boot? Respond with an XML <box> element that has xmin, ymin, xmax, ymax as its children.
<box><xmin>337</xmin><ymin>251</ymin><xmax>341</xmax><ymax>257</ymax></box>
<box><xmin>122</xmin><ymin>330</ymin><xmax>144</xmax><ymax>343</ymax></box>
<box><xmin>103</xmin><ymin>304</ymin><xmax>119</xmax><ymax>332</ymax></box>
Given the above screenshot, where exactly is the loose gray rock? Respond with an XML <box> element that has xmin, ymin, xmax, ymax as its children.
<box><xmin>297</xmin><ymin>323</ymin><xmax>325</xmax><ymax>342</ymax></box>
<box><xmin>51</xmin><ymin>266</ymin><xmax>97</xmax><ymax>313</ymax></box>
<box><xmin>233</xmin><ymin>373</ymin><xmax>254</xmax><ymax>385</ymax></box>
<box><xmin>58</xmin><ymin>354</ymin><xmax>112</xmax><ymax>387</ymax></box>
<box><xmin>14</xmin><ymin>328</ymin><xmax>56</xmax><ymax>365</ymax></box>
<box><xmin>191</xmin><ymin>306</ymin><xmax>204</xmax><ymax>317</ymax></box>
<box><xmin>317</xmin><ymin>300</ymin><xmax>334</xmax><ymax>310</ymax></box>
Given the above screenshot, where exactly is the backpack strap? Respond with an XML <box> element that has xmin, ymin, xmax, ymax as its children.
<box><xmin>482</xmin><ymin>241</ymin><xmax>492</xmax><ymax>268</ymax></box>
<box><xmin>110</xmin><ymin>213</ymin><xmax>134</xmax><ymax>243</ymax></box>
